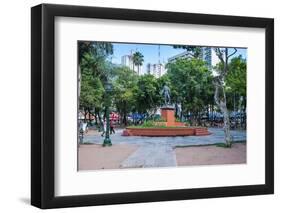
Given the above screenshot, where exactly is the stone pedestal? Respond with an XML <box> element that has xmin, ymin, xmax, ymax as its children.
<box><xmin>161</xmin><ymin>107</ymin><xmax>175</xmax><ymax>127</ymax></box>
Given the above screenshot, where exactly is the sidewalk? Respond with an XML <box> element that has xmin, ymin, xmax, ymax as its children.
<box><xmin>79</xmin><ymin>128</ymin><xmax>246</xmax><ymax>170</ymax></box>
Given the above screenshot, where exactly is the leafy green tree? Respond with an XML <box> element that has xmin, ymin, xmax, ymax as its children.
<box><xmin>225</xmin><ymin>56</ymin><xmax>247</xmax><ymax>128</ymax></box>
<box><xmin>78</xmin><ymin>41</ymin><xmax>113</xmax><ymax>64</ymax></box>
<box><xmin>134</xmin><ymin>74</ymin><xmax>162</xmax><ymax>115</ymax></box>
<box><xmin>132</xmin><ymin>51</ymin><xmax>144</xmax><ymax>75</ymax></box>
<box><xmin>166</xmin><ymin>58</ymin><xmax>213</xmax><ymax>124</ymax></box>
<box><xmin>173</xmin><ymin>45</ymin><xmax>243</xmax><ymax>146</ymax></box>
<box><xmin>80</xmin><ymin>76</ymin><xmax>104</xmax><ymax>120</ymax></box>
<box><xmin>78</xmin><ymin>41</ymin><xmax>113</xmax><ymax>97</ymax></box>
<box><xmin>213</xmin><ymin>48</ymin><xmax>238</xmax><ymax>147</ymax></box>
<box><xmin>78</xmin><ymin>41</ymin><xmax>113</xmax><ymax>124</ymax></box>
<box><xmin>112</xmin><ymin>66</ymin><xmax>138</xmax><ymax>125</ymax></box>
<box><xmin>226</xmin><ymin>56</ymin><xmax>246</xmax><ymax>97</ymax></box>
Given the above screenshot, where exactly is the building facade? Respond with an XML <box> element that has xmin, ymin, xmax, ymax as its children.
<box><xmin>203</xmin><ymin>47</ymin><xmax>220</xmax><ymax>69</ymax></box>
<box><xmin>168</xmin><ymin>47</ymin><xmax>220</xmax><ymax>70</ymax></box>
<box><xmin>147</xmin><ymin>63</ymin><xmax>166</xmax><ymax>78</ymax></box>
<box><xmin>121</xmin><ymin>55</ymin><xmax>134</xmax><ymax>70</ymax></box>
<box><xmin>168</xmin><ymin>51</ymin><xmax>193</xmax><ymax>63</ymax></box>
<box><xmin>121</xmin><ymin>54</ymin><xmax>143</xmax><ymax>75</ymax></box>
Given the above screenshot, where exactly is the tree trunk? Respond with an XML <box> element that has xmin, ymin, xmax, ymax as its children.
<box><xmin>212</xmin><ymin>47</ymin><xmax>238</xmax><ymax>147</ymax></box>
<box><xmin>212</xmin><ymin>104</ymin><xmax>214</xmax><ymax>126</ymax></box>
<box><xmin>94</xmin><ymin>108</ymin><xmax>98</xmax><ymax>125</ymax></box>
<box><xmin>78</xmin><ymin>65</ymin><xmax>81</xmax><ymax>100</ymax></box>
<box><xmin>94</xmin><ymin>113</ymin><xmax>98</xmax><ymax>125</ymax></box>
<box><xmin>197</xmin><ymin>111</ymin><xmax>201</xmax><ymax>126</ymax></box>
<box><xmin>118</xmin><ymin>110</ymin><xmax>121</xmax><ymax>125</ymax></box>
<box><xmin>97</xmin><ymin>111</ymin><xmax>102</xmax><ymax>130</ymax></box>
<box><xmin>123</xmin><ymin>114</ymin><xmax>127</xmax><ymax>126</ymax></box>
<box><xmin>122</xmin><ymin>108</ymin><xmax>127</xmax><ymax>126</ymax></box>
<box><xmin>214</xmin><ymin>83</ymin><xmax>232</xmax><ymax>147</ymax></box>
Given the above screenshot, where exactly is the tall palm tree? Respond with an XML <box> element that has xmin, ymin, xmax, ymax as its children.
<box><xmin>132</xmin><ymin>51</ymin><xmax>144</xmax><ymax>75</ymax></box>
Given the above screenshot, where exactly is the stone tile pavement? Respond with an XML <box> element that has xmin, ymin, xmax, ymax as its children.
<box><xmin>83</xmin><ymin>128</ymin><xmax>246</xmax><ymax>168</ymax></box>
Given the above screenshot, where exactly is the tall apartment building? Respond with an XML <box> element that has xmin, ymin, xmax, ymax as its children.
<box><xmin>168</xmin><ymin>47</ymin><xmax>220</xmax><ymax>69</ymax></box>
<box><xmin>121</xmin><ymin>54</ymin><xmax>143</xmax><ymax>75</ymax></box>
<box><xmin>121</xmin><ymin>55</ymin><xmax>134</xmax><ymax>70</ymax></box>
<box><xmin>147</xmin><ymin>63</ymin><xmax>166</xmax><ymax>78</ymax></box>
<box><xmin>202</xmin><ymin>47</ymin><xmax>220</xmax><ymax>68</ymax></box>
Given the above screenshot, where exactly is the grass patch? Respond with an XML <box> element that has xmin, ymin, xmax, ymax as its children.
<box><xmin>80</xmin><ymin>141</ymin><xmax>94</xmax><ymax>145</ymax></box>
<box><xmin>128</xmin><ymin>120</ymin><xmax>169</xmax><ymax>128</ymax></box>
<box><xmin>127</xmin><ymin>120</ymin><xmax>191</xmax><ymax>128</ymax></box>
<box><xmin>127</xmin><ymin>125</ymin><xmax>186</xmax><ymax>129</ymax></box>
<box><xmin>215</xmin><ymin>143</ymin><xmax>231</xmax><ymax>148</ymax></box>
<box><xmin>174</xmin><ymin>140</ymin><xmax>246</xmax><ymax>149</ymax></box>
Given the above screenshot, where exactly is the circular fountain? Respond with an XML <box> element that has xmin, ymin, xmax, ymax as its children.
<box><xmin>123</xmin><ymin>107</ymin><xmax>211</xmax><ymax>137</ymax></box>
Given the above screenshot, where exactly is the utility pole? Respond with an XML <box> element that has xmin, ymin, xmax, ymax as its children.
<box><xmin>158</xmin><ymin>45</ymin><xmax>161</xmax><ymax>77</ymax></box>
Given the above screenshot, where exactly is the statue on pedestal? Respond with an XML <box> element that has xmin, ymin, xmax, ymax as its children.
<box><xmin>161</xmin><ymin>84</ymin><xmax>171</xmax><ymax>106</ymax></box>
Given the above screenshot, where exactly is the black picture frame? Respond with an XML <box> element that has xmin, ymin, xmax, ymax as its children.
<box><xmin>31</xmin><ymin>3</ymin><xmax>274</xmax><ymax>209</ymax></box>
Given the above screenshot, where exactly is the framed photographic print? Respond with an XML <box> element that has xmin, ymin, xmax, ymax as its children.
<box><xmin>31</xmin><ymin>3</ymin><xmax>274</xmax><ymax>209</ymax></box>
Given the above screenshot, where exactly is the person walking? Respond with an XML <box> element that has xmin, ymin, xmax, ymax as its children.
<box><xmin>110</xmin><ymin>119</ymin><xmax>115</xmax><ymax>134</ymax></box>
<box><xmin>82</xmin><ymin>121</ymin><xmax>88</xmax><ymax>134</ymax></box>
<box><xmin>101</xmin><ymin>120</ymin><xmax>107</xmax><ymax>137</ymax></box>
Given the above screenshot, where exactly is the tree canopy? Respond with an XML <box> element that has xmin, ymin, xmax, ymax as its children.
<box><xmin>166</xmin><ymin>58</ymin><xmax>214</xmax><ymax>122</ymax></box>
<box><xmin>78</xmin><ymin>42</ymin><xmax>247</xmax><ymax>132</ymax></box>
<box><xmin>133</xmin><ymin>74</ymin><xmax>162</xmax><ymax>114</ymax></box>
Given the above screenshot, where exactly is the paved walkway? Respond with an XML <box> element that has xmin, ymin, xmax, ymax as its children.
<box><xmin>121</xmin><ymin>144</ymin><xmax>177</xmax><ymax>168</ymax></box>
<box><xmin>83</xmin><ymin>128</ymin><xmax>246</xmax><ymax>168</ymax></box>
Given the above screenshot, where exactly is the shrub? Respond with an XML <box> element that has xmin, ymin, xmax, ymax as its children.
<box><xmin>154</xmin><ymin>117</ymin><xmax>167</xmax><ymax>122</ymax></box>
<box><xmin>141</xmin><ymin>120</ymin><xmax>155</xmax><ymax>127</ymax></box>
<box><xmin>129</xmin><ymin>120</ymin><xmax>167</xmax><ymax>128</ymax></box>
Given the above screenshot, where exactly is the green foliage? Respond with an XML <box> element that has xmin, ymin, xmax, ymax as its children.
<box><xmin>133</xmin><ymin>74</ymin><xmax>162</xmax><ymax>114</ymax></box>
<box><xmin>112</xmin><ymin>66</ymin><xmax>138</xmax><ymax>123</ymax></box>
<box><xmin>226</xmin><ymin>56</ymin><xmax>247</xmax><ymax>97</ymax></box>
<box><xmin>140</xmin><ymin>120</ymin><xmax>156</xmax><ymax>128</ymax></box>
<box><xmin>153</xmin><ymin>117</ymin><xmax>167</xmax><ymax>122</ymax></box>
<box><xmin>214</xmin><ymin>56</ymin><xmax>247</xmax><ymax>110</ymax></box>
<box><xmin>80</xmin><ymin>75</ymin><xmax>104</xmax><ymax>109</ymax></box>
<box><xmin>79</xmin><ymin>41</ymin><xmax>113</xmax><ymax>111</ymax></box>
<box><xmin>130</xmin><ymin>120</ymin><xmax>166</xmax><ymax>128</ymax></box>
<box><xmin>132</xmin><ymin>51</ymin><xmax>144</xmax><ymax>66</ymax></box>
<box><xmin>78</xmin><ymin>42</ymin><xmax>247</xmax><ymax>130</ymax></box>
<box><xmin>175</xmin><ymin>118</ymin><xmax>181</xmax><ymax>122</ymax></box>
<box><xmin>215</xmin><ymin>143</ymin><xmax>232</xmax><ymax>148</ymax></box>
<box><xmin>78</xmin><ymin>41</ymin><xmax>113</xmax><ymax>64</ymax></box>
<box><xmin>132</xmin><ymin>51</ymin><xmax>144</xmax><ymax>74</ymax></box>
<box><xmin>166</xmin><ymin>58</ymin><xmax>214</xmax><ymax>116</ymax></box>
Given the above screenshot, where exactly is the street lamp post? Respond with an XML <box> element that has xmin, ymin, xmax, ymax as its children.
<box><xmin>103</xmin><ymin>81</ymin><xmax>113</xmax><ymax>147</ymax></box>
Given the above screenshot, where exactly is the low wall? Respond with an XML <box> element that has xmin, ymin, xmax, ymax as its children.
<box><xmin>123</xmin><ymin>127</ymin><xmax>210</xmax><ymax>137</ymax></box>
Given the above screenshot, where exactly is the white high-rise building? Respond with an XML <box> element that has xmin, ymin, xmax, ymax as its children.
<box><xmin>121</xmin><ymin>54</ymin><xmax>143</xmax><ymax>75</ymax></box>
<box><xmin>147</xmin><ymin>63</ymin><xmax>166</xmax><ymax>78</ymax></box>
<box><xmin>121</xmin><ymin>55</ymin><xmax>134</xmax><ymax>70</ymax></box>
<box><xmin>168</xmin><ymin>47</ymin><xmax>220</xmax><ymax>69</ymax></box>
<box><xmin>202</xmin><ymin>47</ymin><xmax>220</xmax><ymax>69</ymax></box>
<box><xmin>168</xmin><ymin>51</ymin><xmax>192</xmax><ymax>63</ymax></box>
